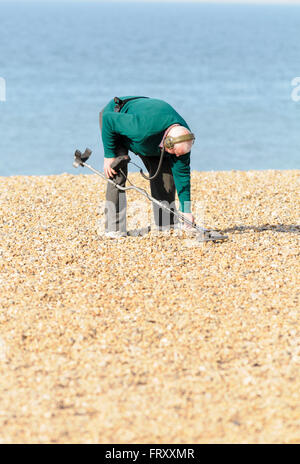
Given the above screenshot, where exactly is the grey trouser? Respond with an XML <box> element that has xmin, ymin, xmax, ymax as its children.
<box><xmin>104</xmin><ymin>151</ymin><xmax>179</xmax><ymax>233</ymax></box>
<box><xmin>100</xmin><ymin>110</ymin><xmax>179</xmax><ymax>233</ymax></box>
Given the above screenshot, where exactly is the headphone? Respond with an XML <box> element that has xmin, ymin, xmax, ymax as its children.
<box><xmin>164</xmin><ymin>133</ymin><xmax>195</xmax><ymax>150</ymax></box>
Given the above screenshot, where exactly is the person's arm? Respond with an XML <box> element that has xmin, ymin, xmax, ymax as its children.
<box><xmin>101</xmin><ymin>112</ymin><xmax>120</xmax><ymax>158</ymax></box>
<box><xmin>101</xmin><ymin>111</ymin><xmax>139</xmax><ymax>158</ymax></box>
<box><xmin>168</xmin><ymin>152</ymin><xmax>192</xmax><ymax>214</ymax></box>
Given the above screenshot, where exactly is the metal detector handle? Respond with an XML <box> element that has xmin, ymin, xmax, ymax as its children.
<box><xmin>110</xmin><ymin>155</ymin><xmax>131</xmax><ymax>172</ymax></box>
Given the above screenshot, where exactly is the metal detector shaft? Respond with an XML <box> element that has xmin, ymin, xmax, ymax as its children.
<box><xmin>81</xmin><ymin>160</ymin><xmax>210</xmax><ymax>234</ymax></box>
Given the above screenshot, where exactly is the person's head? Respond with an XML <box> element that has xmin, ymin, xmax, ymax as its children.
<box><xmin>164</xmin><ymin>126</ymin><xmax>195</xmax><ymax>157</ymax></box>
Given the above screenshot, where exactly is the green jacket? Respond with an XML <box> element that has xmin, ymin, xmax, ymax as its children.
<box><xmin>101</xmin><ymin>96</ymin><xmax>191</xmax><ymax>212</ymax></box>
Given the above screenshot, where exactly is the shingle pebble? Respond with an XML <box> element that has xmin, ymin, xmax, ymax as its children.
<box><xmin>0</xmin><ymin>169</ymin><xmax>299</xmax><ymax>443</ymax></box>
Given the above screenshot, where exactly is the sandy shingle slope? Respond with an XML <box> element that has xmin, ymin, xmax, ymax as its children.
<box><xmin>0</xmin><ymin>170</ymin><xmax>299</xmax><ymax>444</ymax></box>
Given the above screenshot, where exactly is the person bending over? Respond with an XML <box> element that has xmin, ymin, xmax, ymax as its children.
<box><xmin>99</xmin><ymin>96</ymin><xmax>195</xmax><ymax>238</ymax></box>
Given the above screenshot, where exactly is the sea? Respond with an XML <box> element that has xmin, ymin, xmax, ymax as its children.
<box><xmin>0</xmin><ymin>1</ymin><xmax>299</xmax><ymax>176</ymax></box>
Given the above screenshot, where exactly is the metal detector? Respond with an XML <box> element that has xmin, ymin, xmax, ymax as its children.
<box><xmin>73</xmin><ymin>148</ymin><xmax>228</xmax><ymax>243</ymax></box>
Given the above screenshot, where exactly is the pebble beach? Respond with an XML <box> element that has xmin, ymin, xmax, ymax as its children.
<box><xmin>0</xmin><ymin>169</ymin><xmax>299</xmax><ymax>444</ymax></box>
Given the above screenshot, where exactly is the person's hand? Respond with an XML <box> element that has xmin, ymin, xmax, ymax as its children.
<box><xmin>181</xmin><ymin>212</ymin><xmax>195</xmax><ymax>229</ymax></box>
<box><xmin>104</xmin><ymin>158</ymin><xmax>117</xmax><ymax>178</ymax></box>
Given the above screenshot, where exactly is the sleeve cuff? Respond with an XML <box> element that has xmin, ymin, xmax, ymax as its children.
<box><xmin>179</xmin><ymin>200</ymin><xmax>191</xmax><ymax>213</ymax></box>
